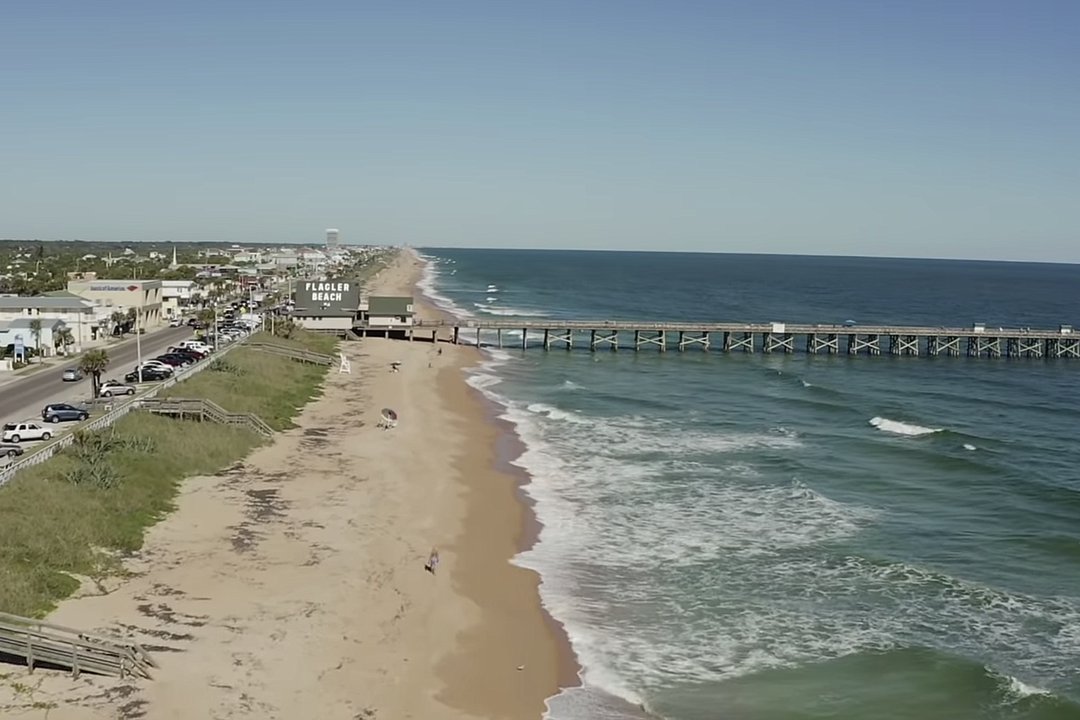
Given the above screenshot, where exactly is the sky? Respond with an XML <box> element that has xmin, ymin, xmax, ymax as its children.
<box><xmin>1</xmin><ymin>0</ymin><xmax>1077</xmax><ymax>262</ymax></box>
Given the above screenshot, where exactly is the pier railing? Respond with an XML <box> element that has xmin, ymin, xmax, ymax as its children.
<box><xmin>407</xmin><ymin>319</ymin><xmax>1080</xmax><ymax>359</ymax></box>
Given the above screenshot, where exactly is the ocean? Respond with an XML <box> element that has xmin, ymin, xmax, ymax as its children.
<box><xmin>415</xmin><ymin>248</ymin><xmax>1080</xmax><ymax>720</ymax></box>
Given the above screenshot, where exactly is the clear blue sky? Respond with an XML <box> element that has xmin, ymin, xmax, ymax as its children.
<box><xmin>1</xmin><ymin>0</ymin><xmax>1077</xmax><ymax>261</ymax></box>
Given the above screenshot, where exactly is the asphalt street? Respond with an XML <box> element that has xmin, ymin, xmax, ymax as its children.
<box><xmin>1</xmin><ymin>326</ymin><xmax>195</xmax><ymax>428</ymax></box>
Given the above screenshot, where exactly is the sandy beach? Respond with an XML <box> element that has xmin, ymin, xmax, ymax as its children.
<box><xmin>0</xmin><ymin>250</ymin><xmax>567</xmax><ymax>719</ymax></box>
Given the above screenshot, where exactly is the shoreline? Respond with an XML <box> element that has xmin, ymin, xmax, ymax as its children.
<box><xmin>407</xmin><ymin>250</ymin><xmax>585</xmax><ymax>709</ymax></box>
<box><xmin>471</xmin><ymin>372</ymin><xmax>583</xmax><ymax>690</ymax></box>
<box><xmin>414</xmin><ymin>249</ymin><xmax>662</xmax><ymax>720</ymax></box>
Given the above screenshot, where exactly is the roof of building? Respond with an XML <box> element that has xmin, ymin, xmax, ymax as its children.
<box><xmin>42</xmin><ymin>290</ymin><xmax>85</xmax><ymax>298</ymax></box>
<box><xmin>67</xmin><ymin>278</ymin><xmax>162</xmax><ymax>288</ymax></box>
<box><xmin>0</xmin><ymin>296</ymin><xmax>92</xmax><ymax>310</ymax></box>
<box><xmin>368</xmin><ymin>296</ymin><xmax>415</xmax><ymax>316</ymax></box>
<box><xmin>3</xmin><ymin>316</ymin><xmax>66</xmax><ymax>330</ymax></box>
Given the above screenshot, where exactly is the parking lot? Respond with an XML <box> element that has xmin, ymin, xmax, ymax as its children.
<box><xmin>1</xmin><ymin>319</ymin><xmax>259</xmax><ymax>468</ymax></box>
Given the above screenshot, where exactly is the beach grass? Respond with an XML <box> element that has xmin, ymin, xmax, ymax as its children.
<box><xmin>0</xmin><ymin>328</ymin><xmax>333</xmax><ymax>617</ymax></box>
<box><xmin>162</xmin><ymin>333</ymin><xmax>333</xmax><ymax>430</ymax></box>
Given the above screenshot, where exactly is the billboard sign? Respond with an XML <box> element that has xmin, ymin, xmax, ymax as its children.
<box><xmin>294</xmin><ymin>280</ymin><xmax>359</xmax><ymax>316</ymax></box>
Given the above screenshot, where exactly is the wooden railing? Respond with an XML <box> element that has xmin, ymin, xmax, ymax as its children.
<box><xmin>138</xmin><ymin>398</ymin><xmax>274</xmax><ymax>438</ymax></box>
<box><xmin>241</xmin><ymin>340</ymin><xmax>335</xmax><ymax>366</ymax></box>
<box><xmin>0</xmin><ymin>611</ymin><xmax>156</xmax><ymax>679</ymax></box>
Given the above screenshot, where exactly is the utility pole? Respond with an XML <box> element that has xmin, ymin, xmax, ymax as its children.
<box><xmin>135</xmin><ymin>309</ymin><xmax>143</xmax><ymax>383</ymax></box>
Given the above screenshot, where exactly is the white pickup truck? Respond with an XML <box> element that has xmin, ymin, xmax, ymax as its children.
<box><xmin>2</xmin><ymin>422</ymin><xmax>54</xmax><ymax>443</ymax></box>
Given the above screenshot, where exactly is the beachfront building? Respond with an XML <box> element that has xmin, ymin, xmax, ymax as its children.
<box><xmin>66</xmin><ymin>278</ymin><xmax>165</xmax><ymax>328</ymax></box>
<box><xmin>162</xmin><ymin>280</ymin><xmax>196</xmax><ymax>318</ymax></box>
<box><xmin>363</xmin><ymin>296</ymin><xmax>415</xmax><ymax>328</ymax></box>
<box><xmin>0</xmin><ymin>316</ymin><xmax>67</xmax><ymax>357</ymax></box>
<box><xmin>0</xmin><ymin>295</ymin><xmax>104</xmax><ymax>347</ymax></box>
<box><xmin>289</xmin><ymin>278</ymin><xmax>360</xmax><ymax>334</ymax></box>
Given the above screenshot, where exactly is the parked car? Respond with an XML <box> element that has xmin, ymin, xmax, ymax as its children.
<box><xmin>152</xmin><ymin>355</ymin><xmax>188</xmax><ymax>367</ymax></box>
<box><xmin>169</xmin><ymin>345</ymin><xmax>207</xmax><ymax>359</ymax></box>
<box><xmin>99</xmin><ymin>379</ymin><xmax>136</xmax><ymax>397</ymax></box>
<box><xmin>168</xmin><ymin>348</ymin><xmax>205</xmax><ymax>362</ymax></box>
<box><xmin>61</xmin><ymin>368</ymin><xmax>83</xmax><ymax>382</ymax></box>
<box><xmin>1</xmin><ymin>443</ymin><xmax>25</xmax><ymax>458</ymax></box>
<box><xmin>169</xmin><ymin>317</ymin><xmax>184</xmax><ymax>327</ymax></box>
<box><xmin>125</xmin><ymin>367</ymin><xmax>172</xmax><ymax>383</ymax></box>
<box><xmin>41</xmin><ymin>403</ymin><xmax>90</xmax><ymax>423</ymax></box>
<box><xmin>2</xmin><ymin>422</ymin><xmax>53</xmax><ymax>443</ymax></box>
<box><xmin>138</xmin><ymin>360</ymin><xmax>175</xmax><ymax>373</ymax></box>
<box><xmin>178</xmin><ymin>340</ymin><xmax>213</xmax><ymax>354</ymax></box>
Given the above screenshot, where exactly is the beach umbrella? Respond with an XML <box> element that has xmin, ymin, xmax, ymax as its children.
<box><xmin>381</xmin><ymin>408</ymin><xmax>398</xmax><ymax>422</ymax></box>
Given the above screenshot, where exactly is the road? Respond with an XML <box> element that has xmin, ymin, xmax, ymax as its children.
<box><xmin>1</xmin><ymin>326</ymin><xmax>195</xmax><ymax>429</ymax></box>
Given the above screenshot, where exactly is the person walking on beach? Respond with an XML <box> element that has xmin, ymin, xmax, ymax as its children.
<box><xmin>424</xmin><ymin>548</ymin><xmax>440</xmax><ymax>575</ymax></box>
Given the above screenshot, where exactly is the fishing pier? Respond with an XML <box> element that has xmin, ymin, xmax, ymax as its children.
<box><xmin>406</xmin><ymin>320</ymin><xmax>1080</xmax><ymax>359</ymax></box>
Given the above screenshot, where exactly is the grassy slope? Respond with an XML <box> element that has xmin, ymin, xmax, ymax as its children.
<box><xmin>0</xmin><ymin>329</ymin><xmax>334</xmax><ymax>616</ymax></box>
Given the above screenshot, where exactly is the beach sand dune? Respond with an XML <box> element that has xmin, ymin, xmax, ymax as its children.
<box><xmin>0</xmin><ymin>253</ymin><xmax>563</xmax><ymax>719</ymax></box>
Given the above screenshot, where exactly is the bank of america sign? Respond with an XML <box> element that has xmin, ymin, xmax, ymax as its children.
<box><xmin>90</xmin><ymin>284</ymin><xmax>140</xmax><ymax>292</ymax></box>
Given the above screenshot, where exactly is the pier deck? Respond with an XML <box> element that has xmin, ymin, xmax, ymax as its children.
<box><xmin>396</xmin><ymin>319</ymin><xmax>1080</xmax><ymax>359</ymax></box>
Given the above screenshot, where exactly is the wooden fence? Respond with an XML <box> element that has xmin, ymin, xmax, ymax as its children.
<box><xmin>241</xmin><ymin>340</ymin><xmax>335</xmax><ymax>366</ymax></box>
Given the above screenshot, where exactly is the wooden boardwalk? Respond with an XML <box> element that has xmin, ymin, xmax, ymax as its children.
<box><xmin>405</xmin><ymin>319</ymin><xmax>1080</xmax><ymax>358</ymax></box>
<box><xmin>241</xmin><ymin>340</ymin><xmax>335</xmax><ymax>366</ymax></box>
<box><xmin>0</xmin><ymin>611</ymin><xmax>156</xmax><ymax>679</ymax></box>
<box><xmin>139</xmin><ymin>398</ymin><xmax>274</xmax><ymax>437</ymax></box>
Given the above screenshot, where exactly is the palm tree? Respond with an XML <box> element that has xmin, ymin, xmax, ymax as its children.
<box><xmin>78</xmin><ymin>348</ymin><xmax>110</xmax><ymax>398</ymax></box>
<box><xmin>54</xmin><ymin>326</ymin><xmax>74</xmax><ymax>355</ymax></box>
<box><xmin>29</xmin><ymin>318</ymin><xmax>43</xmax><ymax>363</ymax></box>
<box><xmin>110</xmin><ymin>310</ymin><xmax>126</xmax><ymax>337</ymax></box>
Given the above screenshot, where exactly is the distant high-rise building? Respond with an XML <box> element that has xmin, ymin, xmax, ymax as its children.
<box><xmin>326</xmin><ymin>228</ymin><xmax>339</xmax><ymax>249</ymax></box>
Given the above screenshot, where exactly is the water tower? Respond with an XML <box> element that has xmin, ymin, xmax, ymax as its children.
<box><xmin>326</xmin><ymin>228</ymin><xmax>340</xmax><ymax>250</ymax></box>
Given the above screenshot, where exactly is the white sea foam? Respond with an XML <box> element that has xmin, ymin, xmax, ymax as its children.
<box><xmin>526</xmin><ymin>402</ymin><xmax>590</xmax><ymax>424</ymax></box>
<box><xmin>869</xmin><ymin>416</ymin><xmax>942</xmax><ymax>436</ymax></box>
<box><xmin>964</xmin><ymin>443</ymin><xmax>977</xmax><ymax>451</ymax></box>
<box><xmin>1004</xmin><ymin>673</ymin><xmax>1052</xmax><ymax>698</ymax></box>
<box><xmin>475</xmin><ymin>305</ymin><xmax>549</xmax><ymax>317</ymax></box>
<box><xmin>415</xmin><ymin>254</ymin><xmax>472</xmax><ymax>319</ymax></box>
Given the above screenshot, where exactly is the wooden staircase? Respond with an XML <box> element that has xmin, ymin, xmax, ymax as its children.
<box><xmin>240</xmin><ymin>341</ymin><xmax>335</xmax><ymax>366</ymax></box>
<box><xmin>138</xmin><ymin>398</ymin><xmax>274</xmax><ymax>437</ymax></box>
<box><xmin>0</xmin><ymin>611</ymin><xmax>156</xmax><ymax>679</ymax></box>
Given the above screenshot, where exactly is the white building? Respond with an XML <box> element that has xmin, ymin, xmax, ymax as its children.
<box><xmin>0</xmin><ymin>317</ymin><xmax>67</xmax><ymax>357</ymax></box>
<box><xmin>161</xmin><ymin>280</ymin><xmax>197</xmax><ymax>318</ymax></box>
<box><xmin>66</xmin><ymin>279</ymin><xmax>164</xmax><ymax>327</ymax></box>
<box><xmin>0</xmin><ymin>296</ymin><xmax>106</xmax><ymax>348</ymax></box>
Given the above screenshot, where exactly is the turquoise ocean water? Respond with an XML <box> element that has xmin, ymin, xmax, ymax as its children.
<box><xmin>416</xmin><ymin>248</ymin><xmax>1080</xmax><ymax>720</ymax></box>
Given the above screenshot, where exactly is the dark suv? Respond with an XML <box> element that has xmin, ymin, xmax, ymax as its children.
<box><xmin>41</xmin><ymin>403</ymin><xmax>89</xmax><ymax>423</ymax></box>
<box><xmin>125</xmin><ymin>366</ymin><xmax>172</xmax><ymax>382</ymax></box>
